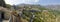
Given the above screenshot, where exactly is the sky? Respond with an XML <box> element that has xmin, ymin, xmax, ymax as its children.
<box><xmin>5</xmin><ymin>0</ymin><xmax>60</xmax><ymax>5</ymax></box>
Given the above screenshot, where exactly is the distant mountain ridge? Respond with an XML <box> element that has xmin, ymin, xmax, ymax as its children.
<box><xmin>44</xmin><ymin>5</ymin><xmax>60</xmax><ymax>10</ymax></box>
<box><xmin>16</xmin><ymin>3</ymin><xmax>40</xmax><ymax>6</ymax></box>
<box><xmin>15</xmin><ymin>4</ymin><xmax>41</xmax><ymax>9</ymax></box>
<box><xmin>15</xmin><ymin>4</ymin><xmax>60</xmax><ymax>11</ymax></box>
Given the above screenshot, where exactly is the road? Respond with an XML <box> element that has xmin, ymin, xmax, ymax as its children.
<box><xmin>2</xmin><ymin>20</ymin><xmax>9</xmax><ymax>22</ymax></box>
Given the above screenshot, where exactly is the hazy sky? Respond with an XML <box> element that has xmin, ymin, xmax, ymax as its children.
<box><xmin>5</xmin><ymin>0</ymin><xmax>60</xmax><ymax>5</ymax></box>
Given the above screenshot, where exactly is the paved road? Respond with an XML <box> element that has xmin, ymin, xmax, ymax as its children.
<box><xmin>2</xmin><ymin>20</ymin><xmax>9</xmax><ymax>22</ymax></box>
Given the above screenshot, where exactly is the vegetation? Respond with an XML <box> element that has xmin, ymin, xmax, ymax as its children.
<box><xmin>6</xmin><ymin>4</ymin><xmax>11</xmax><ymax>9</ymax></box>
<box><xmin>22</xmin><ymin>6</ymin><xmax>56</xmax><ymax>22</ymax></box>
<box><xmin>5</xmin><ymin>4</ymin><xmax>60</xmax><ymax>22</ymax></box>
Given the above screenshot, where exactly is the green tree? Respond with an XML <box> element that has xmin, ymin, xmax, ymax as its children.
<box><xmin>6</xmin><ymin>4</ymin><xmax>11</xmax><ymax>9</ymax></box>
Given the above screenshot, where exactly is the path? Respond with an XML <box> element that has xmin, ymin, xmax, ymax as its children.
<box><xmin>2</xmin><ymin>20</ymin><xmax>9</xmax><ymax>22</ymax></box>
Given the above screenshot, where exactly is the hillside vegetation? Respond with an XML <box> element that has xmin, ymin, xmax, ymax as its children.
<box><xmin>6</xmin><ymin>4</ymin><xmax>60</xmax><ymax>22</ymax></box>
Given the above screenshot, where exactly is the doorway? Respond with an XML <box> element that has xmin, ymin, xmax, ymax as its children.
<box><xmin>1</xmin><ymin>12</ymin><xmax>4</xmax><ymax>19</ymax></box>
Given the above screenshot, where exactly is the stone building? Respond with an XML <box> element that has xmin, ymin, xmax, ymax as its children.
<box><xmin>0</xmin><ymin>7</ymin><xmax>11</xmax><ymax>20</ymax></box>
<box><xmin>0</xmin><ymin>0</ymin><xmax>9</xmax><ymax>20</ymax></box>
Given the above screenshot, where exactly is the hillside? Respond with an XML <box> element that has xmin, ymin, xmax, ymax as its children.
<box><xmin>3</xmin><ymin>4</ymin><xmax>60</xmax><ymax>22</ymax></box>
<box><xmin>15</xmin><ymin>4</ymin><xmax>59</xmax><ymax>22</ymax></box>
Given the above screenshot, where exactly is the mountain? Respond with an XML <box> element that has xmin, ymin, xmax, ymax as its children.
<box><xmin>44</xmin><ymin>5</ymin><xmax>60</xmax><ymax>11</ymax></box>
<box><xmin>16</xmin><ymin>3</ymin><xmax>40</xmax><ymax>7</ymax></box>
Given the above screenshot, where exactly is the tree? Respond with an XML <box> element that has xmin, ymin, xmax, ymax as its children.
<box><xmin>0</xmin><ymin>0</ymin><xmax>6</xmax><ymax>7</ymax></box>
<box><xmin>6</xmin><ymin>4</ymin><xmax>11</xmax><ymax>9</ymax></box>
